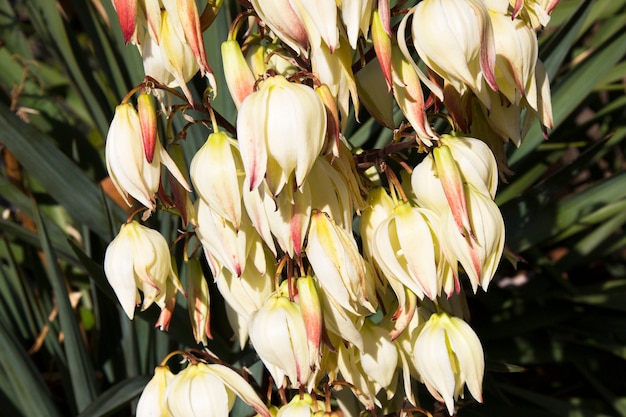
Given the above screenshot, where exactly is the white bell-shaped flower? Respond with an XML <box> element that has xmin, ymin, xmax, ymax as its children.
<box><xmin>104</xmin><ymin>221</ymin><xmax>183</xmax><ymax>319</ymax></box>
<box><xmin>237</xmin><ymin>75</ymin><xmax>327</xmax><ymax>195</ymax></box>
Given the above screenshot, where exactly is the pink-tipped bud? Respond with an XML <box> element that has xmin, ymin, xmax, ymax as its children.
<box><xmin>296</xmin><ymin>276</ymin><xmax>323</xmax><ymax>369</ymax></box>
<box><xmin>186</xmin><ymin>258</ymin><xmax>212</xmax><ymax>345</ymax></box>
<box><xmin>222</xmin><ymin>40</ymin><xmax>256</xmax><ymax>109</ymax></box>
<box><xmin>372</xmin><ymin>8</ymin><xmax>392</xmax><ymax>90</ymax></box>
<box><xmin>176</xmin><ymin>0</ymin><xmax>210</xmax><ymax>76</ymax></box>
<box><xmin>137</xmin><ymin>93</ymin><xmax>157</xmax><ymax>163</ymax></box>
<box><xmin>433</xmin><ymin>144</ymin><xmax>473</xmax><ymax>239</ymax></box>
<box><xmin>112</xmin><ymin>0</ymin><xmax>137</xmax><ymax>44</ymax></box>
<box><xmin>391</xmin><ymin>46</ymin><xmax>436</xmax><ymax>144</ymax></box>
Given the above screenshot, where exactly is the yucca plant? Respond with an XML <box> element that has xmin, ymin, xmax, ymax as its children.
<box><xmin>1</xmin><ymin>0</ymin><xmax>626</xmax><ymax>416</ymax></box>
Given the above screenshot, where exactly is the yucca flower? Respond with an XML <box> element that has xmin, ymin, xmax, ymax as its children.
<box><xmin>310</xmin><ymin>33</ymin><xmax>359</xmax><ymax>126</ymax></box>
<box><xmin>136</xmin><ymin>365</ymin><xmax>174</xmax><ymax>417</ymax></box>
<box><xmin>490</xmin><ymin>9</ymin><xmax>538</xmax><ymax>107</ymax></box>
<box><xmin>195</xmin><ymin>199</ymin><xmax>254</xmax><ymax>277</ymax></box>
<box><xmin>248</xmin><ymin>291</ymin><xmax>313</xmax><ymax>389</ymax></box>
<box><xmin>237</xmin><ymin>75</ymin><xmax>327</xmax><ymax>196</ymax></box>
<box><xmin>104</xmin><ymin>221</ymin><xmax>183</xmax><ymax>319</ymax></box>
<box><xmin>440</xmin><ymin>184</ymin><xmax>505</xmax><ymax>292</ymax></box>
<box><xmin>408</xmin><ymin>0</ymin><xmax>498</xmax><ymax>107</ymax></box>
<box><xmin>414</xmin><ymin>312</ymin><xmax>484</xmax><ymax>416</ymax></box>
<box><xmin>105</xmin><ymin>102</ymin><xmax>190</xmax><ymax>214</ymax></box>
<box><xmin>165</xmin><ymin>362</ymin><xmax>271</xmax><ymax>417</ymax></box>
<box><xmin>242</xmin><ymin>177</ymin><xmax>312</xmax><ymax>257</ymax></box>
<box><xmin>249</xmin><ymin>0</ymin><xmax>308</xmax><ymax>55</ymax></box>
<box><xmin>340</xmin><ymin>0</ymin><xmax>375</xmax><ymax>49</ymax></box>
<box><xmin>291</xmin><ymin>0</ymin><xmax>339</xmax><ymax>50</ymax></box>
<box><xmin>190</xmin><ymin>131</ymin><xmax>244</xmax><ymax>228</ymax></box>
<box><xmin>214</xmin><ymin>242</ymin><xmax>274</xmax><ymax>347</ymax></box>
<box><xmin>307</xmin><ymin>211</ymin><xmax>377</xmax><ymax>315</ymax></box>
<box><xmin>372</xmin><ymin>202</ymin><xmax>444</xmax><ymax>300</ymax></box>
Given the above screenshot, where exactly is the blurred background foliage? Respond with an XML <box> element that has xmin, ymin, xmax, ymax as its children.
<box><xmin>0</xmin><ymin>0</ymin><xmax>626</xmax><ymax>416</ymax></box>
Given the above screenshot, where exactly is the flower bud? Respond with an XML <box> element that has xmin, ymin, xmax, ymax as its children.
<box><xmin>237</xmin><ymin>76</ymin><xmax>327</xmax><ymax>195</ymax></box>
<box><xmin>112</xmin><ymin>0</ymin><xmax>137</xmax><ymax>44</ymax></box>
<box><xmin>414</xmin><ymin>312</ymin><xmax>484</xmax><ymax>416</ymax></box>
<box><xmin>391</xmin><ymin>46</ymin><xmax>436</xmax><ymax>145</ymax></box>
<box><xmin>296</xmin><ymin>276</ymin><xmax>323</xmax><ymax>369</ymax></box>
<box><xmin>104</xmin><ymin>221</ymin><xmax>183</xmax><ymax>319</ymax></box>
<box><xmin>222</xmin><ymin>39</ymin><xmax>256</xmax><ymax>109</ymax></box>
<box><xmin>186</xmin><ymin>258</ymin><xmax>211</xmax><ymax>345</ymax></box>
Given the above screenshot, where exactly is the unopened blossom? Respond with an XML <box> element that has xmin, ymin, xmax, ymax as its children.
<box><xmin>408</xmin><ymin>0</ymin><xmax>498</xmax><ymax>107</ymax></box>
<box><xmin>222</xmin><ymin>39</ymin><xmax>256</xmax><ymax>109</ymax></box>
<box><xmin>296</xmin><ymin>276</ymin><xmax>324</xmax><ymax>369</ymax></box>
<box><xmin>186</xmin><ymin>258</ymin><xmax>211</xmax><ymax>345</ymax></box>
<box><xmin>166</xmin><ymin>362</ymin><xmax>271</xmax><ymax>417</ymax></box>
<box><xmin>414</xmin><ymin>312</ymin><xmax>484</xmax><ymax>416</ymax></box>
<box><xmin>248</xmin><ymin>291</ymin><xmax>313</xmax><ymax>389</ymax></box>
<box><xmin>105</xmin><ymin>102</ymin><xmax>190</xmax><ymax>213</ymax></box>
<box><xmin>104</xmin><ymin>221</ymin><xmax>183</xmax><ymax>319</ymax></box>
<box><xmin>237</xmin><ymin>75</ymin><xmax>327</xmax><ymax>195</ymax></box>
<box><xmin>391</xmin><ymin>46</ymin><xmax>436</xmax><ymax>145</ymax></box>
<box><xmin>136</xmin><ymin>365</ymin><xmax>174</xmax><ymax>417</ymax></box>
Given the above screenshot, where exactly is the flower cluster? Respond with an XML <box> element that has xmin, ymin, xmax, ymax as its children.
<box><xmin>104</xmin><ymin>0</ymin><xmax>556</xmax><ymax>415</ymax></box>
